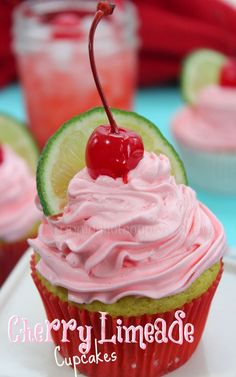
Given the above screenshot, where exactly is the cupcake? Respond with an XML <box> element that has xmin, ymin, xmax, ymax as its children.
<box><xmin>30</xmin><ymin>149</ymin><xmax>225</xmax><ymax>376</ymax></box>
<box><xmin>0</xmin><ymin>114</ymin><xmax>40</xmax><ymax>285</ymax></box>
<box><xmin>29</xmin><ymin>4</ymin><xmax>226</xmax><ymax>376</ymax></box>
<box><xmin>172</xmin><ymin>49</ymin><xmax>236</xmax><ymax>194</ymax></box>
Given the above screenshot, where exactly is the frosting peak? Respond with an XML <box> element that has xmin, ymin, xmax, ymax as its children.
<box><xmin>172</xmin><ymin>85</ymin><xmax>236</xmax><ymax>151</ymax></box>
<box><xmin>63</xmin><ymin>152</ymin><xmax>173</xmax><ymax>232</ymax></box>
<box><xmin>0</xmin><ymin>145</ymin><xmax>39</xmax><ymax>242</ymax></box>
<box><xmin>30</xmin><ymin>152</ymin><xmax>226</xmax><ymax>304</ymax></box>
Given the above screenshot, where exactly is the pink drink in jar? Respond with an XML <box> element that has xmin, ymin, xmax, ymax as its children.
<box><xmin>13</xmin><ymin>1</ymin><xmax>139</xmax><ymax>148</ymax></box>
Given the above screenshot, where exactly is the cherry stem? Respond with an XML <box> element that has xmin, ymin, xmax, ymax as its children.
<box><xmin>89</xmin><ymin>2</ymin><xmax>119</xmax><ymax>134</ymax></box>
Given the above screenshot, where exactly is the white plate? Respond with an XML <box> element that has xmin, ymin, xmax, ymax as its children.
<box><xmin>0</xmin><ymin>250</ymin><xmax>236</xmax><ymax>377</ymax></box>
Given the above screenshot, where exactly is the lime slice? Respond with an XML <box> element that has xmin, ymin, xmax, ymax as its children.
<box><xmin>0</xmin><ymin>113</ymin><xmax>39</xmax><ymax>172</ymax></box>
<box><xmin>181</xmin><ymin>49</ymin><xmax>227</xmax><ymax>104</ymax></box>
<box><xmin>37</xmin><ymin>107</ymin><xmax>187</xmax><ymax>216</ymax></box>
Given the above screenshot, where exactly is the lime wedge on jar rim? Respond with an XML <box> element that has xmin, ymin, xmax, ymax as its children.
<box><xmin>181</xmin><ymin>49</ymin><xmax>227</xmax><ymax>104</ymax></box>
<box><xmin>0</xmin><ymin>113</ymin><xmax>39</xmax><ymax>172</ymax></box>
<box><xmin>37</xmin><ymin>107</ymin><xmax>188</xmax><ymax>216</ymax></box>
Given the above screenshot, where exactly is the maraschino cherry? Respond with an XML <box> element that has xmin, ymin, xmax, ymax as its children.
<box><xmin>0</xmin><ymin>145</ymin><xmax>3</xmax><ymax>164</ymax></box>
<box><xmin>85</xmin><ymin>1</ymin><xmax>144</xmax><ymax>182</ymax></box>
<box><xmin>52</xmin><ymin>12</ymin><xmax>81</xmax><ymax>40</ymax></box>
<box><xmin>219</xmin><ymin>59</ymin><xmax>236</xmax><ymax>87</ymax></box>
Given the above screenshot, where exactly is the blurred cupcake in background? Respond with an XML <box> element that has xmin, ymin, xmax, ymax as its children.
<box><xmin>0</xmin><ymin>114</ymin><xmax>40</xmax><ymax>286</ymax></box>
<box><xmin>172</xmin><ymin>49</ymin><xmax>236</xmax><ymax>195</ymax></box>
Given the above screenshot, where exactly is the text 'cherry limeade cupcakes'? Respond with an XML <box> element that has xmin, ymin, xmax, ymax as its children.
<box><xmin>30</xmin><ymin>6</ymin><xmax>226</xmax><ymax>377</ymax></box>
<box><xmin>0</xmin><ymin>115</ymin><xmax>40</xmax><ymax>285</ymax></box>
<box><xmin>172</xmin><ymin>49</ymin><xmax>236</xmax><ymax>194</ymax></box>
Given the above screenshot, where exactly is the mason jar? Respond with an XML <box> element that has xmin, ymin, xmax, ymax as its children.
<box><xmin>13</xmin><ymin>0</ymin><xmax>139</xmax><ymax>148</ymax></box>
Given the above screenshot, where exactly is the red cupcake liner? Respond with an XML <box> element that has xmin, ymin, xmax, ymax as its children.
<box><xmin>31</xmin><ymin>255</ymin><xmax>223</xmax><ymax>377</ymax></box>
<box><xmin>0</xmin><ymin>239</ymin><xmax>29</xmax><ymax>286</ymax></box>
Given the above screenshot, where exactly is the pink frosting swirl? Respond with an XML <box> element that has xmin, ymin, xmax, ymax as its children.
<box><xmin>172</xmin><ymin>85</ymin><xmax>236</xmax><ymax>151</ymax></box>
<box><xmin>29</xmin><ymin>152</ymin><xmax>226</xmax><ymax>304</ymax></box>
<box><xmin>0</xmin><ymin>145</ymin><xmax>39</xmax><ymax>242</ymax></box>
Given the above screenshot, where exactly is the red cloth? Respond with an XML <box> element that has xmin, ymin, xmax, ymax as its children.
<box><xmin>135</xmin><ymin>0</ymin><xmax>236</xmax><ymax>85</ymax></box>
<box><xmin>0</xmin><ymin>1</ymin><xmax>22</xmax><ymax>88</ymax></box>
